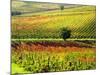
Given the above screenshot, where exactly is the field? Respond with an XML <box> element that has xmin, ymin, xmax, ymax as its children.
<box><xmin>12</xmin><ymin>40</ymin><xmax>96</xmax><ymax>74</ymax></box>
<box><xmin>11</xmin><ymin>0</ymin><xmax>96</xmax><ymax>75</ymax></box>
<box><xmin>12</xmin><ymin>1</ymin><xmax>96</xmax><ymax>39</ymax></box>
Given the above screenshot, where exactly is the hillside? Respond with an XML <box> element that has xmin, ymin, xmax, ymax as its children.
<box><xmin>12</xmin><ymin>1</ymin><xmax>96</xmax><ymax>39</ymax></box>
<box><xmin>12</xmin><ymin>0</ymin><xmax>87</xmax><ymax>14</ymax></box>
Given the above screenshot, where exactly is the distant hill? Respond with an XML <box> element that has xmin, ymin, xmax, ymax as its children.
<box><xmin>12</xmin><ymin>0</ymin><xmax>85</xmax><ymax>15</ymax></box>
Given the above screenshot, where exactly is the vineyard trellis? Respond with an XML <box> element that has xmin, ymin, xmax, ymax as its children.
<box><xmin>12</xmin><ymin>9</ymin><xmax>96</xmax><ymax>40</ymax></box>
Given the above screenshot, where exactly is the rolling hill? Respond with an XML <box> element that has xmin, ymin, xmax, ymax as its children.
<box><xmin>12</xmin><ymin>0</ymin><xmax>96</xmax><ymax>39</ymax></box>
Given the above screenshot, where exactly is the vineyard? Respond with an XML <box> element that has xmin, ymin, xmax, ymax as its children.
<box><xmin>11</xmin><ymin>0</ymin><xmax>96</xmax><ymax>75</ymax></box>
<box><xmin>12</xmin><ymin>2</ymin><xmax>96</xmax><ymax>39</ymax></box>
<box><xmin>12</xmin><ymin>40</ymin><xmax>96</xmax><ymax>74</ymax></box>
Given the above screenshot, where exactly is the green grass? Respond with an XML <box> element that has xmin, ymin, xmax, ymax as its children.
<box><xmin>11</xmin><ymin>38</ymin><xmax>96</xmax><ymax>42</ymax></box>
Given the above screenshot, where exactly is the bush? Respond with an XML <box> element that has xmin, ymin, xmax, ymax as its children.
<box><xmin>60</xmin><ymin>27</ymin><xmax>71</xmax><ymax>41</ymax></box>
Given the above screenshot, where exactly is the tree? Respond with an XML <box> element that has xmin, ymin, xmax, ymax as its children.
<box><xmin>60</xmin><ymin>5</ymin><xmax>64</xmax><ymax>10</ymax></box>
<box><xmin>60</xmin><ymin>27</ymin><xmax>71</xmax><ymax>41</ymax></box>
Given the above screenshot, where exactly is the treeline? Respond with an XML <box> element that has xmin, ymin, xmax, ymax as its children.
<box><xmin>12</xmin><ymin>11</ymin><xmax>22</xmax><ymax>16</ymax></box>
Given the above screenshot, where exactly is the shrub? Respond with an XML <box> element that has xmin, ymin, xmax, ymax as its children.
<box><xmin>60</xmin><ymin>27</ymin><xmax>71</xmax><ymax>41</ymax></box>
